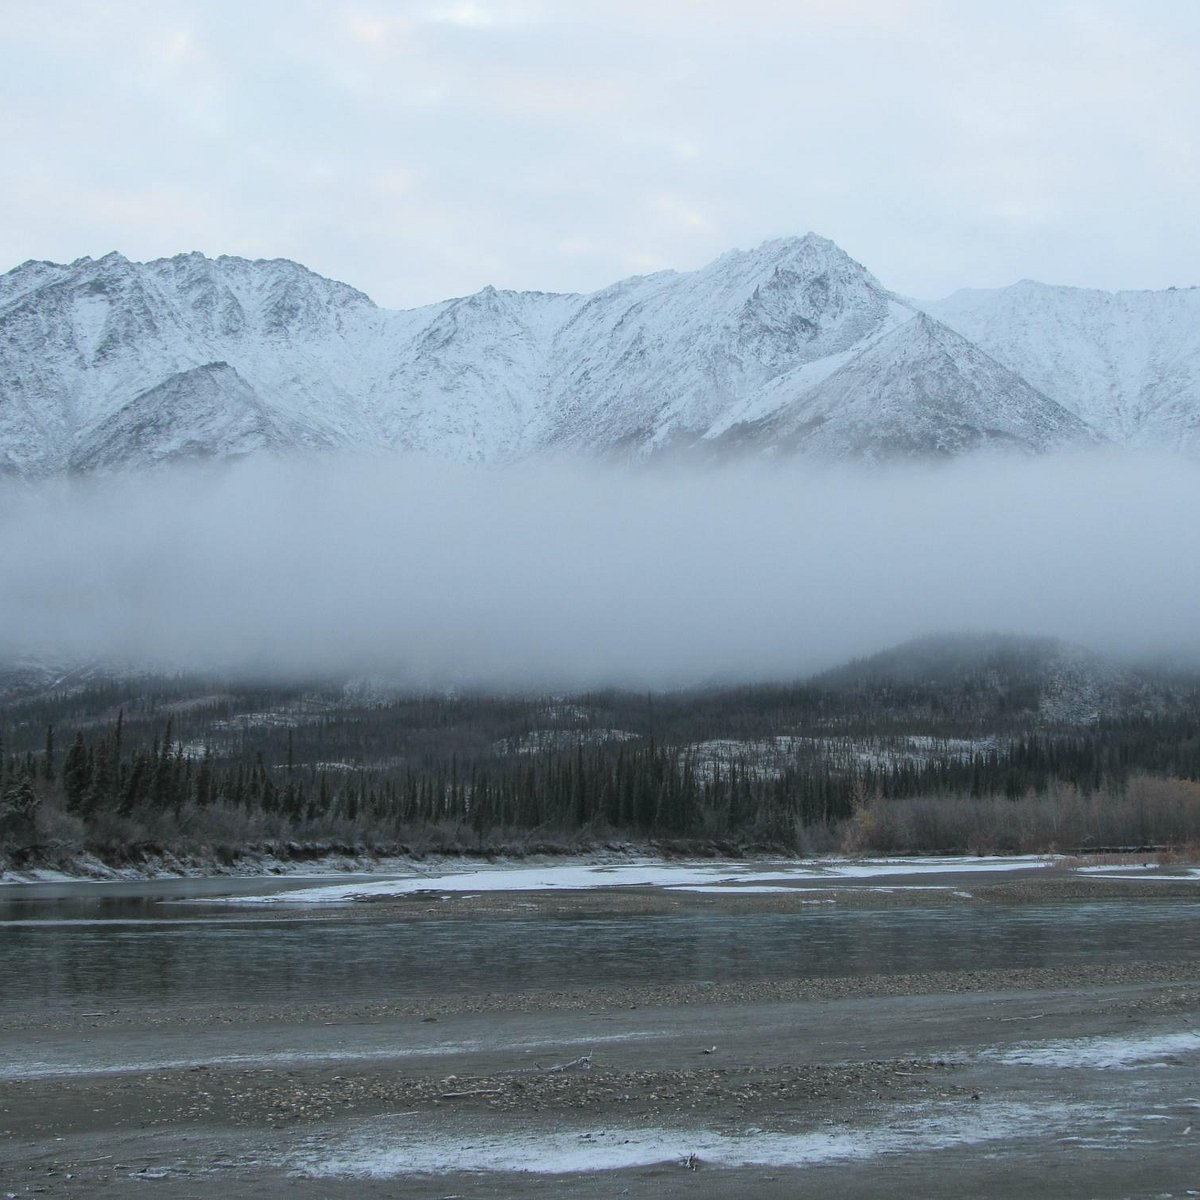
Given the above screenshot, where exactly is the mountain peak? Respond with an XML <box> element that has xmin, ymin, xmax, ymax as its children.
<box><xmin>702</xmin><ymin>234</ymin><xmax>889</xmax><ymax>308</ymax></box>
<box><xmin>716</xmin><ymin>231</ymin><xmax>856</xmax><ymax>267</ymax></box>
<box><xmin>760</xmin><ymin>231</ymin><xmax>839</xmax><ymax>255</ymax></box>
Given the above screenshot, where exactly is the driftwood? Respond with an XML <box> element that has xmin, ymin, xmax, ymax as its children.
<box><xmin>534</xmin><ymin>1054</ymin><xmax>592</xmax><ymax>1074</ymax></box>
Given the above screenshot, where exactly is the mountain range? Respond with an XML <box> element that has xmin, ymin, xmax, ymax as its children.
<box><xmin>2</xmin><ymin>234</ymin><xmax>1197</xmax><ymax>475</ymax></box>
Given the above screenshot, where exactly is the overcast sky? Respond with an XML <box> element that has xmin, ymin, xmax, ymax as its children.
<box><xmin>2</xmin><ymin>0</ymin><xmax>1198</xmax><ymax>308</ymax></box>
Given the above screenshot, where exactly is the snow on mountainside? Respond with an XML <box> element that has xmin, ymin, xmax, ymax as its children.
<box><xmin>924</xmin><ymin>281</ymin><xmax>1200</xmax><ymax>450</ymax></box>
<box><xmin>375</xmin><ymin>285</ymin><xmax>583</xmax><ymax>458</ymax></box>
<box><xmin>708</xmin><ymin>313</ymin><xmax>1096</xmax><ymax>460</ymax></box>
<box><xmin>69</xmin><ymin>362</ymin><xmax>326</xmax><ymax>471</ymax></box>
<box><xmin>541</xmin><ymin>235</ymin><xmax>902</xmax><ymax>452</ymax></box>
<box><xmin>1</xmin><ymin>234</ymin><xmax>1193</xmax><ymax>475</ymax></box>
<box><xmin>0</xmin><ymin>251</ymin><xmax>387</xmax><ymax>474</ymax></box>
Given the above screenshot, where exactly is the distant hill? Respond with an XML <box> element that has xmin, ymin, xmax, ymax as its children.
<box><xmin>813</xmin><ymin>633</ymin><xmax>1197</xmax><ymax>725</ymax></box>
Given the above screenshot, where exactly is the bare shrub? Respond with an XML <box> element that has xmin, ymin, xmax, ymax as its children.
<box><xmin>837</xmin><ymin>776</ymin><xmax>1200</xmax><ymax>857</ymax></box>
<box><xmin>33</xmin><ymin>797</ymin><xmax>84</xmax><ymax>852</ymax></box>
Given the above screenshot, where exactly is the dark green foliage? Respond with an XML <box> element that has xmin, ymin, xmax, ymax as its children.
<box><xmin>42</xmin><ymin>725</ymin><xmax>55</xmax><ymax>783</ymax></box>
<box><xmin>63</xmin><ymin>732</ymin><xmax>90</xmax><ymax>815</ymax></box>
<box><xmin>2</xmin><ymin>652</ymin><xmax>1199</xmax><ymax>859</ymax></box>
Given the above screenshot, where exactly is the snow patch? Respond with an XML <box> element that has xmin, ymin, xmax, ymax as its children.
<box><xmin>213</xmin><ymin>856</ymin><xmax>1056</xmax><ymax>905</ymax></box>
<box><xmin>291</xmin><ymin>1099</ymin><xmax>1099</xmax><ymax>1178</ymax></box>
<box><xmin>991</xmin><ymin>1031</ymin><xmax>1200</xmax><ymax>1070</ymax></box>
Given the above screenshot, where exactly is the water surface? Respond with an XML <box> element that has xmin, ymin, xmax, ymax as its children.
<box><xmin>2</xmin><ymin>878</ymin><xmax>1196</xmax><ymax>1015</ymax></box>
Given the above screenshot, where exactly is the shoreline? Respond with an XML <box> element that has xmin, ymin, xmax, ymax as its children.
<box><xmin>2</xmin><ymin>832</ymin><xmax>1192</xmax><ymax>886</ymax></box>
<box><xmin>2</xmin><ymin>844</ymin><xmax>1193</xmax><ymax>887</ymax></box>
<box><xmin>0</xmin><ymin>844</ymin><xmax>650</xmax><ymax>885</ymax></box>
<box><xmin>5</xmin><ymin>966</ymin><xmax>1199</xmax><ymax>1198</ymax></box>
<box><xmin>5</xmin><ymin>861</ymin><xmax>1200</xmax><ymax>1197</ymax></box>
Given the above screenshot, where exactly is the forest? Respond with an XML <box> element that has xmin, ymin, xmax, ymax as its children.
<box><xmin>3</xmin><ymin>636</ymin><xmax>1200</xmax><ymax>870</ymax></box>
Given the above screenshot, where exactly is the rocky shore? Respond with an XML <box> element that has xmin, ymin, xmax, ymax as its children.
<box><xmin>3</xmin><ymin>866</ymin><xmax>1199</xmax><ymax>1198</ymax></box>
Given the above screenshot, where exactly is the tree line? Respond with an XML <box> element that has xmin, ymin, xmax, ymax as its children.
<box><xmin>4</xmin><ymin>707</ymin><xmax>1200</xmax><ymax>860</ymax></box>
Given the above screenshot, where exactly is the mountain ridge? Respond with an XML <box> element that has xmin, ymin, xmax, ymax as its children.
<box><xmin>2</xmin><ymin>234</ymin><xmax>1196</xmax><ymax>474</ymax></box>
<box><xmin>923</xmin><ymin>278</ymin><xmax>1200</xmax><ymax>450</ymax></box>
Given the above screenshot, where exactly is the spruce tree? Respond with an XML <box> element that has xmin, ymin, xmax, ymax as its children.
<box><xmin>64</xmin><ymin>733</ymin><xmax>91</xmax><ymax>815</ymax></box>
<box><xmin>42</xmin><ymin>725</ymin><xmax>55</xmax><ymax>783</ymax></box>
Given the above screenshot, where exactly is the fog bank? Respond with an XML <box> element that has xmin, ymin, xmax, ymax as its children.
<box><xmin>1</xmin><ymin>452</ymin><xmax>1197</xmax><ymax>687</ymax></box>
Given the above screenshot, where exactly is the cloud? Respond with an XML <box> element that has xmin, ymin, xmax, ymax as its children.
<box><xmin>2</xmin><ymin>1</ymin><xmax>1198</xmax><ymax>306</ymax></box>
<box><xmin>652</xmin><ymin>195</ymin><xmax>713</xmax><ymax>232</ymax></box>
<box><xmin>0</xmin><ymin>452</ymin><xmax>1197</xmax><ymax>687</ymax></box>
<box><xmin>421</xmin><ymin>2</ymin><xmax>535</xmax><ymax>29</ymax></box>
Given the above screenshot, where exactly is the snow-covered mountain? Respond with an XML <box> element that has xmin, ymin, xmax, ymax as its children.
<box><xmin>68</xmin><ymin>362</ymin><xmax>324</xmax><ymax>472</ymax></box>
<box><xmin>924</xmin><ymin>281</ymin><xmax>1200</xmax><ymax>451</ymax></box>
<box><xmin>705</xmin><ymin>313</ymin><xmax>1095</xmax><ymax>460</ymax></box>
<box><xmin>541</xmin><ymin>235</ymin><xmax>908</xmax><ymax>453</ymax></box>
<box><xmin>0</xmin><ymin>234</ymin><xmax>1192</xmax><ymax>475</ymax></box>
<box><xmin>0</xmin><ymin>250</ymin><xmax>387</xmax><ymax>474</ymax></box>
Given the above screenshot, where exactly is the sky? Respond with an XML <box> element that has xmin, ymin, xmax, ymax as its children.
<box><xmin>1</xmin><ymin>0</ymin><xmax>1198</xmax><ymax>308</ymax></box>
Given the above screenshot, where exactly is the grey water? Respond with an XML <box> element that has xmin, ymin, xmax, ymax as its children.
<box><xmin>2</xmin><ymin>878</ymin><xmax>1197</xmax><ymax>1015</ymax></box>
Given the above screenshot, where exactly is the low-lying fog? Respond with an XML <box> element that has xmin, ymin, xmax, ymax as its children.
<box><xmin>1</xmin><ymin>451</ymin><xmax>1197</xmax><ymax>687</ymax></box>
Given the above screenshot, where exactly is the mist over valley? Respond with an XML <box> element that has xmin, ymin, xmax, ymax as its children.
<box><xmin>1</xmin><ymin>450</ymin><xmax>1198</xmax><ymax>686</ymax></box>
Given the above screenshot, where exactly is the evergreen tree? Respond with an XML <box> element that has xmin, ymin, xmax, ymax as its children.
<box><xmin>63</xmin><ymin>733</ymin><xmax>91</xmax><ymax>815</ymax></box>
<box><xmin>42</xmin><ymin>725</ymin><xmax>55</xmax><ymax>783</ymax></box>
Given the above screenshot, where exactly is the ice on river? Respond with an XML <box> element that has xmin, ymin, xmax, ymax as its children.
<box><xmin>220</xmin><ymin>855</ymin><xmax>1056</xmax><ymax>905</ymax></box>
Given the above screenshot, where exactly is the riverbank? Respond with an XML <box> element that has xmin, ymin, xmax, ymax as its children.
<box><xmin>0</xmin><ymin>838</ymin><xmax>764</xmax><ymax>883</ymax></box>
<box><xmin>4</xmin><ymin>967</ymin><xmax>1199</xmax><ymax>1198</ymax></box>
<box><xmin>3</xmin><ymin>840</ymin><xmax>1197</xmax><ymax>889</ymax></box>
<box><xmin>4</xmin><ymin>860</ymin><xmax>1199</xmax><ymax>1197</ymax></box>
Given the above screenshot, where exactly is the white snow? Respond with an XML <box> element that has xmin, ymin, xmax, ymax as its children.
<box><xmin>991</xmin><ymin>1031</ymin><xmax>1200</xmax><ymax>1070</ymax></box>
<box><xmin>221</xmin><ymin>862</ymin><xmax>779</xmax><ymax>903</ymax></box>
<box><xmin>688</xmin><ymin>734</ymin><xmax>1011</xmax><ymax>782</ymax></box>
<box><xmin>818</xmin><ymin>855</ymin><xmax>1052</xmax><ymax>878</ymax></box>
<box><xmin>1076</xmin><ymin>864</ymin><xmax>1161</xmax><ymax>873</ymax></box>
<box><xmin>70</xmin><ymin>293</ymin><xmax>110</xmax><ymax>361</ymax></box>
<box><xmin>491</xmin><ymin>728</ymin><xmax>639</xmax><ymax>756</ymax></box>
<box><xmin>215</xmin><ymin>855</ymin><xmax>1056</xmax><ymax>905</ymax></box>
<box><xmin>924</xmin><ymin>280</ymin><xmax>1200</xmax><ymax>451</ymax></box>
<box><xmin>291</xmin><ymin>1099</ymin><xmax>1098</xmax><ymax>1178</ymax></box>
